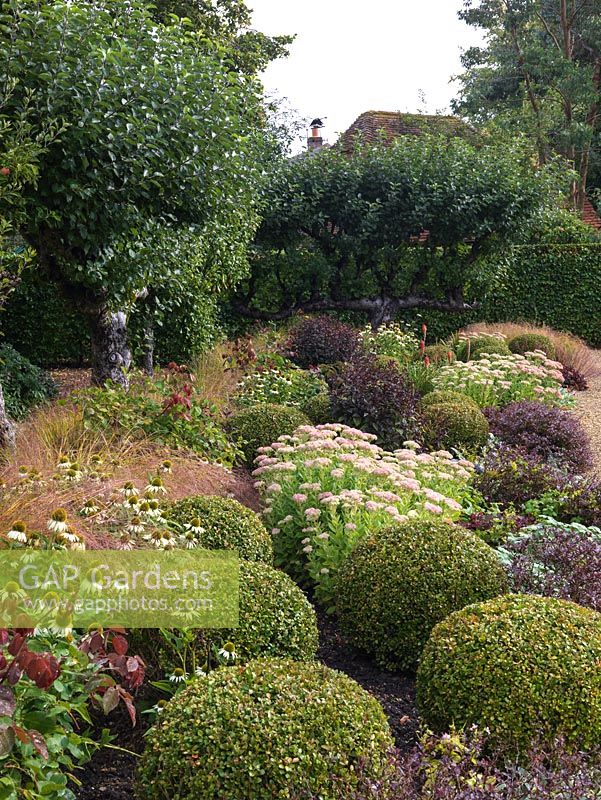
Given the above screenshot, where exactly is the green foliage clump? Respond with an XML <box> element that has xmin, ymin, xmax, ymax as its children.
<box><xmin>508</xmin><ymin>332</ymin><xmax>557</xmax><ymax>358</ymax></box>
<box><xmin>235</xmin><ymin>357</ymin><xmax>327</xmax><ymax>408</ymax></box>
<box><xmin>74</xmin><ymin>377</ymin><xmax>239</xmax><ymax>466</ymax></box>
<box><xmin>421</xmin><ymin>390</ymin><xmax>480</xmax><ymax>412</ymax></box>
<box><xmin>300</xmin><ymin>391</ymin><xmax>332</xmax><ymax>424</ymax></box>
<box><xmin>136</xmin><ymin>561</ymin><xmax>318</xmax><ymax>673</ymax></box>
<box><xmin>424</xmin><ymin>343</ymin><xmax>455</xmax><ymax>364</ymax></box>
<box><xmin>336</xmin><ymin>520</ymin><xmax>508</xmax><ymax>671</ymax></box>
<box><xmin>226</xmin><ymin>403</ymin><xmax>309</xmax><ymax>465</ymax></box>
<box><xmin>457</xmin><ymin>335</ymin><xmax>511</xmax><ymax>361</ymax></box>
<box><xmin>421</xmin><ymin>401</ymin><xmax>490</xmax><ymax>452</ymax></box>
<box><xmin>137</xmin><ymin>658</ymin><xmax>393</xmax><ymax>800</ymax></box>
<box><xmin>0</xmin><ymin>343</ymin><xmax>57</xmax><ymax>419</ymax></box>
<box><xmin>165</xmin><ymin>495</ymin><xmax>273</xmax><ymax>563</ymax></box>
<box><xmin>417</xmin><ymin>594</ymin><xmax>601</xmax><ymax>752</ymax></box>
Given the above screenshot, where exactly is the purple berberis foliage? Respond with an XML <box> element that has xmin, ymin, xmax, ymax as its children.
<box><xmin>286</xmin><ymin>315</ymin><xmax>362</xmax><ymax>368</ymax></box>
<box><xmin>503</xmin><ymin>523</ymin><xmax>601</xmax><ymax>611</ymax></box>
<box><xmin>484</xmin><ymin>401</ymin><xmax>593</xmax><ymax>474</ymax></box>
<box><xmin>474</xmin><ymin>444</ymin><xmax>565</xmax><ymax>509</ymax></box>
<box><xmin>327</xmin><ymin>356</ymin><xmax>422</xmax><ymax>451</ymax></box>
<box><xmin>292</xmin><ymin>732</ymin><xmax>601</xmax><ymax>799</ymax></box>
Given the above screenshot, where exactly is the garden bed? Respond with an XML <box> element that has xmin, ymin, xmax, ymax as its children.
<box><xmin>74</xmin><ymin>611</ymin><xmax>418</xmax><ymax>800</ymax></box>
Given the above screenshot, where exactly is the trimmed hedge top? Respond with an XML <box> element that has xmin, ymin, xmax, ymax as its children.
<box><xmin>137</xmin><ymin>658</ymin><xmax>393</xmax><ymax>800</ymax></box>
<box><xmin>336</xmin><ymin>520</ymin><xmax>508</xmax><ymax>671</ymax></box>
<box><xmin>417</xmin><ymin>594</ymin><xmax>601</xmax><ymax>752</ymax></box>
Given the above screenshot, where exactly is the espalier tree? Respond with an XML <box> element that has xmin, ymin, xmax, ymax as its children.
<box><xmin>236</xmin><ymin>134</ymin><xmax>568</xmax><ymax>327</ymax></box>
<box><xmin>0</xmin><ymin>0</ymin><xmax>267</xmax><ymax>385</ymax></box>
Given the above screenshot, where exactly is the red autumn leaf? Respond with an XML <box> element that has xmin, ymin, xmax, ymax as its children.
<box><xmin>118</xmin><ymin>687</ymin><xmax>137</xmax><ymax>726</ymax></box>
<box><xmin>7</xmin><ymin>634</ymin><xmax>24</xmax><ymax>657</ymax></box>
<box><xmin>112</xmin><ymin>634</ymin><xmax>128</xmax><ymax>656</ymax></box>
<box><xmin>13</xmin><ymin>725</ymin><xmax>30</xmax><ymax>745</ymax></box>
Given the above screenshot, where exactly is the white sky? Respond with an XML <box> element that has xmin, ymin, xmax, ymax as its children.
<box><xmin>250</xmin><ymin>0</ymin><xmax>485</xmax><ymax>150</ymax></box>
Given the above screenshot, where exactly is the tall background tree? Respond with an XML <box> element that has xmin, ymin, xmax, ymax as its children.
<box><xmin>235</xmin><ymin>135</ymin><xmax>568</xmax><ymax>327</ymax></box>
<box><xmin>0</xmin><ymin>0</ymin><xmax>285</xmax><ymax>386</ymax></box>
<box><xmin>149</xmin><ymin>0</ymin><xmax>293</xmax><ymax>74</ymax></box>
<box><xmin>453</xmin><ymin>0</ymin><xmax>601</xmax><ymax>209</ymax></box>
<box><xmin>0</xmin><ymin>91</ymin><xmax>61</xmax><ymax>446</ymax></box>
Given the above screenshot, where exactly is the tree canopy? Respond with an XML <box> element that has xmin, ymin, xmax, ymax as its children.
<box><xmin>235</xmin><ymin>135</ymin><xmax>569</xmax><ymax>326</ymax></box>
<box><xmin>0</xmin><ymin>0</ymin><xmax>268</xmax><ymax>383</ymax></box>
<box><xmin>149</xmin><ymin>0</ymin><xmax>293</xmax><ymax>74</ymax></box>
<box><xmin>453</xmin><ymin>0</ymin><xmax>601</xmax><ymax>207</ymax></box>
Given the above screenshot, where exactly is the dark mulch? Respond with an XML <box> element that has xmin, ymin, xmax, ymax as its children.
<box><xmin>316</xmin><ymin>610</ymin><xmax>419</xmax><ymax>752</ymax></box>
<box><xmin>75</xmin><ymin>615</ymin><xmax>418</xmax><ymax>800</ymax></box>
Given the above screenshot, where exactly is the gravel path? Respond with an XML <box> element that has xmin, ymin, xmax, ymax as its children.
<box><xmin>574</xmin><ymin>354</ymin><xmax>601</xmax><ymax>474</ymax></box>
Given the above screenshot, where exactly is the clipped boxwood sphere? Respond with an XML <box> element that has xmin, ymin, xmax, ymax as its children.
<box><xmin>300</xmin><ymin>391</ymin><xmax>332</xmax><ymax>424</ymax></box>
<box><xmin>165</xmin><ymin>494</ymin><xmax>272</xmax><ymax>563</ymax></box>
<box><xmin>134</xmin><ymin>560</ymin><xmax>319</xmax><ymax>675</ymax></box>
<box><xmin>417</xmin><ymin>594</ymin><xmax>601</xmax><ymax>752</ymax></box>
<box><xmin>137</xmin><ymin>658</ymin><xmax>393</xmax><ymax>800</ymax></box>
<box><xmin>508</xmin><ymin>332</ymin><xmax>556</xmax><ymax>358</ymax></box>
<box><xmin>420</xmin><ymin>390</ymin><xmax>480</xmax><ymax>412</ymax></box>
<box><xmin>336</xmin><ymin>521</ymin><xmax>507</xmax><ymax>671</ymax></box>
<box><xmin>226</xmin><ymin>403</ymin><xmax>309</xmax><ymax>465</ymax></box>
<box><xmin>421</xmin><ymin>402</ymin><xmax>489</xmax><ymax>451</ymax></box>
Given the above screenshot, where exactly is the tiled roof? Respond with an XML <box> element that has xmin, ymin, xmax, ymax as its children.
<box><xmin>581</xmin><ymin>196</ymin><xmax>601</xmax><ymax>229</ymax></box>
<box><xmin>338</xmin><ymin>110</ymin><xmax>472</xmax><ymax>153</ymax></box>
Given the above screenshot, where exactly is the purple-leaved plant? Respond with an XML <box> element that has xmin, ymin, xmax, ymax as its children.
<box><xmin>484</xmin><ymin>401</ymin><xmax>593</xmax><ymax>474</ymax></box>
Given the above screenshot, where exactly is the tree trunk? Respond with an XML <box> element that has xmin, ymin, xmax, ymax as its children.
<box><xmin>86</xmin><ymin>307</ymin><xmax>131</xmax><ymax>388</ymax></box>
<box><xmin>0</xmin><ymin>380</ymin><xmax>15</xmax><ymax>451</ymax></box>
<box><xmin>141</xmin><ymin>317</ymin><xmax>155</xmax><ymax>377</ymax></box>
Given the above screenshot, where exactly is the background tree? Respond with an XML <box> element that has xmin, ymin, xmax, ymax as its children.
<box><xmin>149</xmin><ymin>0</ymin><xmax>293</xmax><ymax>74</ymax></box>
<box><xmin>454</xmin><ymin>0</ymin><xmax>601</xmax><ymax>208</ymax></box>
<box><xmin>235</xmin><ymin>135</ymin><xmax>568</xmax><ymax>327</ymax></box>
<box><xmin>0</xmin><ymin>0</ymin><xmax>267</xmax><ymax>386</ymax></box>
<box><xmin>0</xmin><ymin>92</ymin><xmax>60</xmax><ymax>447</ymax></box>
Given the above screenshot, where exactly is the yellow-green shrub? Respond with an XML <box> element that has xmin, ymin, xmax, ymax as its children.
<box><xmin>165</xmin><ymin>495</ymin><xmax>272</xmax><ymax>563</ymax></box>
<box><xmin>417</xmin><ymin>594</ymin><xmax>601</xmax><ymax>751</ymax></box>
<box><xmin>135</xmin><ymin>560</ymin><xmax>318</xmax><ymax>674</ymax></box>
<box><xmin>226</xmin><ymin>403</ymin><xmax>309</xmax><ymax>464</ymax></box>
<box><xmin>508</xmin><ymin>332</ymin><xmax>557</xmax><ymax>358</ymax></box>
<box><xmin>421</xmin><ymin>402</ymin><xmax>490</xmax><ymax>451</ymax></box>
<box><xmin>336</xmin><ymin>521</ymin><xmax>508</xmax><ymax>671</ymax></box>
<box><xmin>137</xmin><ymin>658</ymin><xmax>393</xmax><ymax>800</ymax></box>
